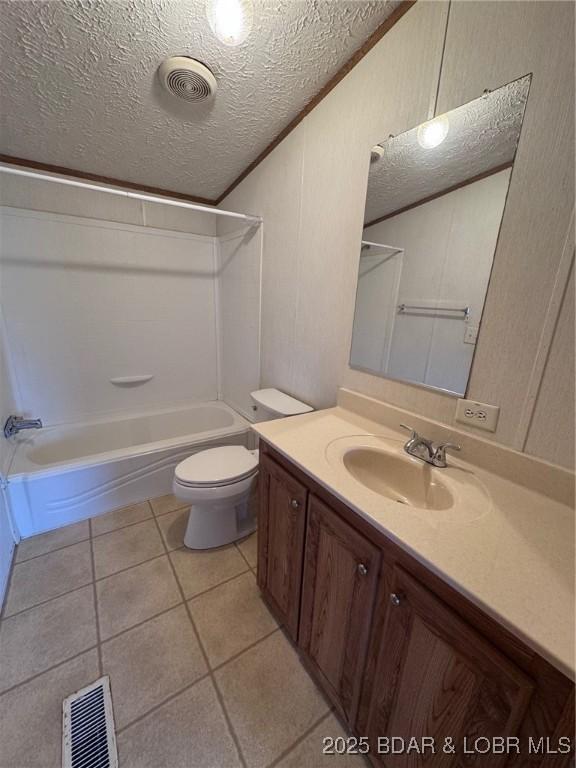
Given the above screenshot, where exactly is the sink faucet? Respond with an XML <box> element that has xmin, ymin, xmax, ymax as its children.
<box><xmin>400</xmin><ymin>424</ymin><xmax>460</xmax><ymax>468</ymax></box>
<box><xmin>4</xmin><ymin>415</ymin><xmax>43</xmax><ymax>439</ymax></box>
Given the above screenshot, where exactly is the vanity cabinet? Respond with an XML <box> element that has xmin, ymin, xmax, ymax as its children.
<box><xmin>299</xmin><ymin>494</ymin><xmax>381</xmax><ymax>723</ymax></box>
<box><xmin>256</xmin><ymin>441</ymin><xmax>574</xmax><ymax>767</ymax></box>
<box><xmin>366</xmin><ymin>566</ymin><xmax>534</xmax><ymax>767</ymax></box>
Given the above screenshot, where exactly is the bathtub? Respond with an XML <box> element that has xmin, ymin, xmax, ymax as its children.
<box><xmin>6</xmin><ymin>402</ymin><xmax>252</xmax><ymax>538</ymax></box>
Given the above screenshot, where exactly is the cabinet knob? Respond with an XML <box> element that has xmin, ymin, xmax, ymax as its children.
<box><xmin>390</xmin><ymin>593</ymin><xmax>402</xmax><ymax>607</ymax></box>
<box><xmin>290</xmin><ymin>498</ymin><xmax>301</xmax><ymax>509</ymax></box>
<box><xmin>357</xmin><ymin>563</ymin><xmax>368</xmax><ymax>576</ymax></box>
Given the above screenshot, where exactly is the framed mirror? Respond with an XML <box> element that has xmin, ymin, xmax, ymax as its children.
<box><xmin>350</xmin><ymin>75</ymin><xmax>531</xmax><ymax>396</ymax></box>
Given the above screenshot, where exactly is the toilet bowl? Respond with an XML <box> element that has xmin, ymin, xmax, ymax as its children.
<box><xmin>173</xmin><ymin>446</ymin><xmax>259</xmax><ymax>549</ymax></box>
<box><xmin>173</xmin><ymin>389</ymin><xmax>313</xmax><ymax>549</ymax></box>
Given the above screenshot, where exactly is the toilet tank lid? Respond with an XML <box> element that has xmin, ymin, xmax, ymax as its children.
<box><xmin>250</xmin><ymin>388</ymin><xmax>314</xmax><ymax>416</ymax></box>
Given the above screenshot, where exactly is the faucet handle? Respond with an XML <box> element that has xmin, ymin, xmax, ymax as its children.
<box><xmin>436</xmin><ymin>441</ymin><xmax>461</xmax><ymax>452</ymax></box>
<box><xmin>400</xmin><ymin>423</ymin><xmax>418</xmax><ymax>440</ymax></box>
<box><xmin>433</xmin><ymin>441</ymin><xmax>461</xmax><ymax>466</ymax></box>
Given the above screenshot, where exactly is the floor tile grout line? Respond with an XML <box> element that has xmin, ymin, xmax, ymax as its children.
<box><xmin>7</xmin><ymin>525</ymin><xmax>170</xmax><ymax>613</ymax></box>
<box><xmin>1</xmin><ymin>580</ymin><xmax>94</xmax><ymax>622</ymax></box>
<box><xmin>112</xmin><ymin>577</ymin><xmax>324</xmax><ymax>767</ymax></box>
<box><xmin>150</xmin><ymin>502</ymin><xmax>191</xmax><ymax>518</ymax></box>
<box><xmin>0</xmin><ymin>634</ymin><xmax>341</xmax><ymax>768</ymax></box>
<box><xmin>3</xmin><ymin>502</ymin><xmax>329</xmax><ymax>768</ymax></box>
<box><xmin>114</xmin><ymin>671</ymin><xmax>212</xmax><ymax>735</ymax></box>
<box><xmin>234</xmin><ymin>538</ymin><xmax>256</xmax><ymax>572</ymax></box>
<box><xmin>94</xmin><ymin>551</ymin><xmax>167</xmax><ymax>583</ymax></box>
<box><xmin>88</xmin><ymin>518</ymin><xmax>103</xmax><ymax>677</ymax></box>
<box><xmin>2</xmin><ymin>547</ymin><xmax>170</xmax><ymax>620</ymax></box>
<box><xmin>2</xmin><ymin>504</ymin><xmax>265</xmax><ymax>761</ymax></box>
<box><xmin>266</xmin><ymin>709</ymin><xmax>334</xmax><ymax>768</ymax></box>
<box><xmin>11</xmin><ymin>499</ymin><xmax>188</xmax><ymax>566</ymax></box>
<box><xmin>90</xmin><ymin>513</ymin><xmax>155</xmax><ymax>540</ymax></box>
<box><xmin>12</xmin><ymin>534</ymin><xmax>91</xmax><ymax>565</ymax></box>
<box><xmin>211</xmin><ymin>626</ymin><xmax>281</xmax><ymax>673</ymax></box>
<box><xmin>150</xmin><ymin>511</ymin><xmax>249</xmax><ymax>768</ymax></box>
<box><xmin>107</xmin><ymin>622</ymin><xmax>279</xmax><ymax>738</ymax></box>
<box><xmin>2</xmin><ymin>549</ymin><xmax>168</xmax><ymax>622</ymax></box>
<box><xmin>100</xmin><ymin>599</ymin><xmax>184</xmax><ymax>645</ymax></box>
<box><xmin>0</xmin><ymin>644</ymin><xmax>100</xmax><ymax>699</ymax></box>
<box><xmin>184</xmin><ymin>603</ymin><xmax>249</xmax><ymax>768</ymax></box>
<box><xmin>0</xmin><ymin>598</ymin><xmax>199</xmax><ymax>700</ymax></box>
<box><xmin>185</xmin><ymin>566</ymin><xmax>252</xmax><ymax>604</ymax></box>
<box><xmin>1</xmin><ymin>552</ymin><xmax>250</xmax><ymax>626</ymax></box>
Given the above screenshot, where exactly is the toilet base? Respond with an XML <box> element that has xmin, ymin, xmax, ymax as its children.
<box><xmin>178</xmin><ymin>475</ymin><xmax>258</xmax><ymax>550</ymax></box>
<box><xmin>183</xmin><ymin>501</ymin><xmax>256</xmax><ymax>549</ymax></box>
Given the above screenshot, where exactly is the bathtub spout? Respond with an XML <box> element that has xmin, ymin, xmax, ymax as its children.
<box><xmin>4</xmin><ymin>415</ymin><xmax>43</xmax><ymax>439</ymax></box>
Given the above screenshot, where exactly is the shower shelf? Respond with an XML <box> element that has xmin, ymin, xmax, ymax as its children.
<box><xmin>109</xmin><ymin>375</ymin><xmax>154</xmax><ymax>386</ymax></box>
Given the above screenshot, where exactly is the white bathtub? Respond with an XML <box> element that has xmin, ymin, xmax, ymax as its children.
<box><xmin>6</xmin><ymin>402</ymin><xmax>252</xmax><ymax>538</ymax></box>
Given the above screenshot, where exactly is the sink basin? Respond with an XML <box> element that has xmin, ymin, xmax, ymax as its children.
<box><xmin>343</xmin><ymin>448</ymin><xmax>453</xmax><ymax>510</ymax></box>
<box><xmin>324</xmin><ymin>434</ymin><xmax>491</xmax><ymax>524</ymax></box>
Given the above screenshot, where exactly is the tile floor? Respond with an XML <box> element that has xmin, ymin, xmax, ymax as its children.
<box><xmin>0</xmin><ymin>494</ymin><xmax>366</xmax><ymax>768</ymax></box>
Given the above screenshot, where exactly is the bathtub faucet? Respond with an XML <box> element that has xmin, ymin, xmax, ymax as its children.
<box><xmin>3</xmin><ymin>415</ymin><xmax>43</xmax><ymax>439</ymax></box>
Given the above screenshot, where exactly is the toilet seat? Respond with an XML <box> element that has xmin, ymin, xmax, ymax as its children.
<box><xmin>174</xmin><ymin>446</ymin><xmax>258</xmax><ymax>488</ymax></box>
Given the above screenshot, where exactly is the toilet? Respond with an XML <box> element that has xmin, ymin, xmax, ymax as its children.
<box><xmin>173</xmin><ymin>388</ymin><xmax>313</xmax><ymax>549</ymax></box>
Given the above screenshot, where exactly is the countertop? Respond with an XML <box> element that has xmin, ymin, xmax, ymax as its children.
<box><xmin>253</xmin><ymin>402</ymin><xmax>575</xmax><ymax>680</ymax></box>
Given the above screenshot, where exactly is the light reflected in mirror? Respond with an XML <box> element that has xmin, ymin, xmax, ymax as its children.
<box><xmin>350</xmin><ymin>75</ymin><xmax>531</xmax><ymax>396</ymax></box>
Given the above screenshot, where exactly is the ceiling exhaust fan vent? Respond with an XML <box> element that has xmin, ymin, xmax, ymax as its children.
<box><xmin>158</xmin><ymin>56</ymin><xmax>217</xmax><ymax>102</ymax></box>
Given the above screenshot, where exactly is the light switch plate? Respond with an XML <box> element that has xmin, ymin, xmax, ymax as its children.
<box><xmin>464</xmin><ymin>325</ymin><xmax>479</xmax><ymax>345</ymax></box>
<box><xmin>455</xmin><ymin>398</ymin><xmax>500</xmax><ymax>432</ymax></box>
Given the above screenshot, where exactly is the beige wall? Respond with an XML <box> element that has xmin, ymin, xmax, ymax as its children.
<box><xmin>524</xmin><ymin>260</ymin><xmax>575</xmax><ymax>467</ymax></box>
<box><xmin>219</xmin><ymin>0</ymin><xmax>575</xmax><ymax>469</ymax></box>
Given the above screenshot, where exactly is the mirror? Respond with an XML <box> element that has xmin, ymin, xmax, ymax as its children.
<box><xmin>350</xmin><ymin>75</ymin><xmax>531</xmax><ymax>396</ymax></box>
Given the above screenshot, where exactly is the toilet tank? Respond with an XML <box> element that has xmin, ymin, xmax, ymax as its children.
<box><xmin>250</xmin><ymin>388</ymin><xmax>313</xmax><ymax>422</ymax></box>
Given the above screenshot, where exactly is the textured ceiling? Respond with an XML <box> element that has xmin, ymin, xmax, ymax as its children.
<box><xmin>0</xmin><ymin>0</ymin><xmax>400</xmax><ymax>200</ymax></box>
<box><xmin>364</xmin><ymin>75</ymin><xmax>531</xmax><ymax>224</ymax></box>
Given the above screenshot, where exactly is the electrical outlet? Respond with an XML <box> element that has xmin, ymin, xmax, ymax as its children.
<box><xmin>455</xmin><ymin>398</ymin><xmax>500</xmax><ymax>432</ymax></box>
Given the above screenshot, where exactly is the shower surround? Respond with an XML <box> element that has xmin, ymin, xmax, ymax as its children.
<box><xmin>0</xmin><ymin>185</ymin><xmax>262</xmax><ymax>537</ymax></box>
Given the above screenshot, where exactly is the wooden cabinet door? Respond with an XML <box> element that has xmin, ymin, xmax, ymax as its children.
<box><xmin>257</xmin><ymin>453</ymin><xmax>308</xmax><ymax>641</ymax></box>
<box><xmin>366</xmin><ymin>567</ymin><xmax>534</xmax><ymax>767</ymax></box>
<box><xmin>300</xmin><ymin>494</ymin><xmax>381</xmax><ymax>724</ymax></box>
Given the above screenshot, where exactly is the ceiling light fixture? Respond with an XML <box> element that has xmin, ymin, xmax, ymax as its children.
<box><xmin>206</xmin><ymin>0</ymin><xmax>253</xmax><ymax>46</ymax></box>
<box><xmin>417</xmin><ymin>114</ymin><xmax>450</xmax><ymax>149</ymax></box>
